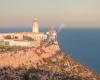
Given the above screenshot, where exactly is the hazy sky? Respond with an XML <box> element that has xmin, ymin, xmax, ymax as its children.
<box><xmin>0</xmin><ymin>0</ymin><xmax>100</xmax><ymax>28</ymax></box>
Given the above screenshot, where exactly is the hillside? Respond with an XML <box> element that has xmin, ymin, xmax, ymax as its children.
<box><xmin>0</xmin><ymin>43</ymin><xmax>99</xmax><ymax>80</ymax></box>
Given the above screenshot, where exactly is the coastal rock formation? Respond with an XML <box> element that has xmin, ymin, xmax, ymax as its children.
<box><xmin>0</xmin><ymin>44</ymin><xmax>99</xmax><ymax>80</ymax></box>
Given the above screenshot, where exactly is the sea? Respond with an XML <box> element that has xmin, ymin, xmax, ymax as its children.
<box><xmin>57</xmin><ymin>28</ymin><xmax>100</xmax><ymax>72</ymax></box>
<box><xmin>0</xmin><ymin>27</ymin><xmax>100</xmax><ymax>72</ymax></box>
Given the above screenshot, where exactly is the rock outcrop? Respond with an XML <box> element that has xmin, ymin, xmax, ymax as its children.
<box><xmin>0</xmin><ymin>43</ymin><xmax>100</xmax><ymax>80</ymax></box>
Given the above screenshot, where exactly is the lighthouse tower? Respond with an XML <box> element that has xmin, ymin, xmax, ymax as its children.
<box><xmin>32</xmin><ymin>18</ymin><xmax>39</xmax><ymax>33</ymax></box>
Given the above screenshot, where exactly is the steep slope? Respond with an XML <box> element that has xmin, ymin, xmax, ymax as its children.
<box><xmin>37</xmin><ymin>51</ymin><xmax>99</xmax><ymax>80</ymax></box>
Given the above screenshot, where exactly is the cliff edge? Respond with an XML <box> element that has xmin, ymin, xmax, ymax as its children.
<box><xmin>0</xmin><ymin>43</ymin><xmax>99</xmax><ymax>80</ymax></box>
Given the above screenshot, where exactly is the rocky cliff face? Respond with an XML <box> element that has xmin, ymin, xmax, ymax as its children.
<box><xmin>0</xmin><ymin>44</ymin><xmax>99</xmax><ymax>80</ymax></box>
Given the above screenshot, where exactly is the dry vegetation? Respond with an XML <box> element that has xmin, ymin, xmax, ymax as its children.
<box><xmin>0</xmin><ymin>44</ymin><xmax>99</xmax><ymax>80</ymax></box>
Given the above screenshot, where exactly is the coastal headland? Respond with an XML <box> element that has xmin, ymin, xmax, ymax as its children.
<box><xmin>0</xmin><ymin>18</ymin><xmax>100</xmax><ymax>80</ymax></box>
<box><xmin>0</xmin><ymin>42</ymin><xmax>100</xmax><ymax>80</ymax></box>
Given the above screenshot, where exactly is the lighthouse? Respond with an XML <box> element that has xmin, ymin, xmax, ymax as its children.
<box><xmin>32</xmin><ymin>18</ymin><xmax>39</xmax><ymax>33</ymax></box>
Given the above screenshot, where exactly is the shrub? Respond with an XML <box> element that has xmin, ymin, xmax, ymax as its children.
<box><xmin>5</xmin><ymin>35</ymin><xmax>11</xmax><ymax>39</ymax></box>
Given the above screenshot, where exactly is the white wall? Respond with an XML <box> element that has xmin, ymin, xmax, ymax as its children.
<box><xmin>0</xmin><ymin>35</ymin><xmax>4</xmax><ymax>40</ymax></box>
<box><xmin>4</xmin><ymin>40</ymin><xmax>34</xmax><ymax>47</ymax></box>
<box><xmin>33</xmin><ymin>33</ymin><xmax>47</xmax><ymax>40</ymax></box>
<box><xmin>10</xmin><ymin>41</ymin><xmax>32</xmax><ymax>47</ymax></box>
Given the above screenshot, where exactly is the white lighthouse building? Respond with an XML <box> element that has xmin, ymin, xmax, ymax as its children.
<box><xmin>32</xmin><ymin>18</ymin><xmax>39</xmax><ymax>33</ymax></box>
<box><xmin>0</xmin><ymin>18</ymin><xmax>58</xmax><ymax>47</ymax></box>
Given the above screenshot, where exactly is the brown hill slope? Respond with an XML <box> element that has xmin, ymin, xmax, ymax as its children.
<box><xmin>0</xmin><ymin>44</ymin><xmax>99</xmax><ymax>80</ymax></box>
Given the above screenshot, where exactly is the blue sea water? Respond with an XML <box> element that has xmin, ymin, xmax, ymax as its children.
<box><xmin>57</xmin><ymin>28</ymin><xmax>100</xmax><ymax>72</ymax></box>
<box><xmin>0</xmin><ymin>27</ymin><xmax>100</xmax><ymax>72</ymax></box>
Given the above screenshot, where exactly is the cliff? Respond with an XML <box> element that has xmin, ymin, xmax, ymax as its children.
<box><xmin>0</xmin><ymin>43</ymin><xmax>99</xmax><ymax>80</ymax></box>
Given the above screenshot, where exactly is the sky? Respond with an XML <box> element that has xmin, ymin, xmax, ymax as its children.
<box><xmin>0</xmin><ymin>0</ymin><xmax>100</xmax><ymax>28</ymax></box>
